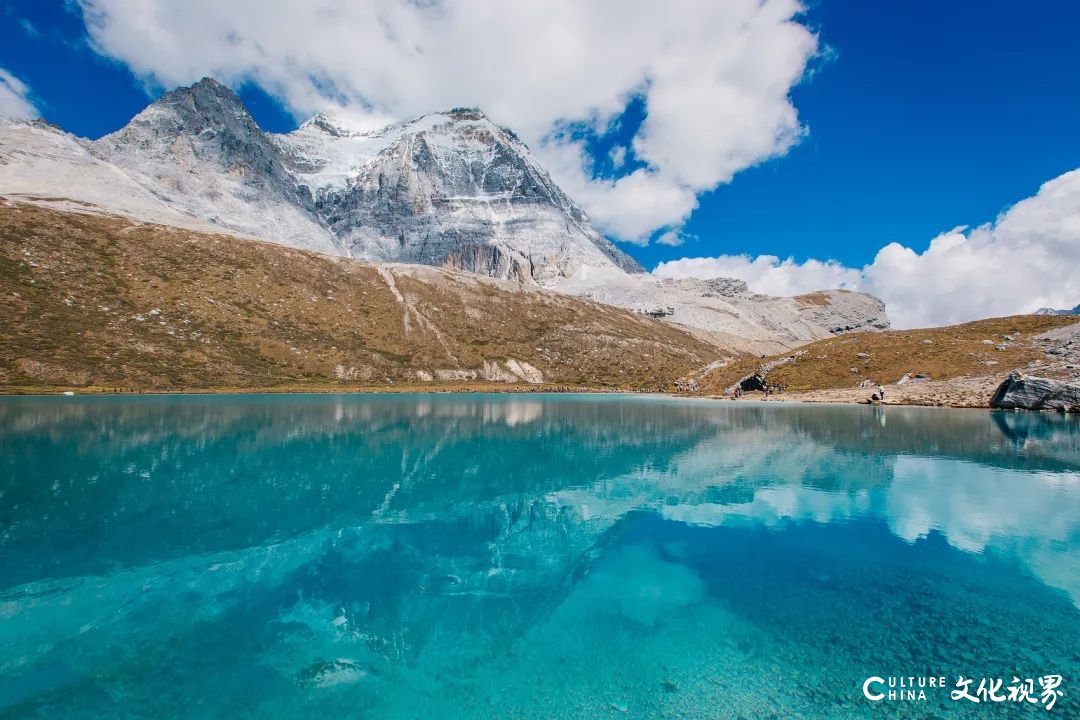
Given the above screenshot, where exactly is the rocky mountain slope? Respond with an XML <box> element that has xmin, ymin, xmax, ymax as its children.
<box><xmin>93</xmin><ymin>78</ymin><xmax>334</xmax><ymax>254</ymax></box>
<box><xmin>0</xmin><ymin>77</ymin><xmax>889</xmax><ymax>347</ymax></box>
<box><xmin>0</xmin><ymin>201</ymin><xmax>724</xmax><ymax>392</ymax></box>
<box><xmin>274</xmin><ymin>107</ymin><xmax>642</xmax><ymax>283</ymax></box>
<box><xmin>680</xmin><ymin>314</ymin><xmax>1080</xmax><ymax>407</ymax></box>
<box><xmin>1035</xmin><ymin>304</ymin><xmax>1080</xmax><ymax>316</ymax></box>
<box><xmin>561</xmin><ymin>272</ymin><xmax>889</xmax><ymax>353</ymax></box>
<box><xmin>0</xmin><ymin>118</ymin><xmax>208</xmax><ymax>231</ymax></box>
<box><xmin>18</xmin><ymin>77</ymin><xmax>641</xmax><ymax>283</ymax></box>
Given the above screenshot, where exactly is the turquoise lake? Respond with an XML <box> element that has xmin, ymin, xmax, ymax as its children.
<box><xmin>0</xmin><ymin>394</ymin><xmax>1078</xmax><ymax>718</ymax></box>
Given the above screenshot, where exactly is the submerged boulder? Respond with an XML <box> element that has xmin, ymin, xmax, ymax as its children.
<box><xmin>990</xmin><ymin>370</ymin><xmax>1080</xmax><ymax>411</ymax></box>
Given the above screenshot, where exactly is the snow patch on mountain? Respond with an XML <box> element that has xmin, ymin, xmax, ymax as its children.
<box><xmin>0</xmin><ymin>118</ymin><xmax>183</xmax><ymax>222</ymax></box>
<box><xmin>273</xmin><ymin>105</ymin><xmax>643</xmax><ymax>283</ymax></box>
<box><xmin>557</xmin><ymin>267</ymin><xmax>889</xmax><ymax>353</ymax></box>
<box><xmin>91</xmin><ymin>79</ymin><xmax>339</xmax><ymax>255</ymax></box>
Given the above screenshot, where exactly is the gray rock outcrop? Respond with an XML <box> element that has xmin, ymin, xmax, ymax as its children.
<box><xmin>571</xmin><ymin>274</ymin><xmax>890</xmax><ymax>352</ymax></box>
<box><xmin>990</xmin><ymin>370</ymin><xmax>1080</xmax><ymax>411</ymax></box>
<box><xmin>280</xmin><ymin>107</ymin><xmax>643</xmax><ymax>283</ymax></box>
<box><xmin>1034</xmin><ymin>304</ymin><xmax>1080</xmax><ymax>316</ymax></box>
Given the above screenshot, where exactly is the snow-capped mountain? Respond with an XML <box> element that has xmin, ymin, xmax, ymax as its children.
<box><xmin>82</xmin><ymin>77</ymin><xmax>639</xmax><ymax>282</ymax></box>
<box><xmin>275</xmin><ymin>107</ymin><xmax>641</xmax><ymax>283</ymax></box>
<box><xmin>93</xmin><ymin>78</ymin><xmax>335</xmax><ymax>254</ymax></box>
<box><xmin>1035</xmin><ymin>304</ymin><xmax>1080</xmax><ymax>316</ymax></box>
<box><xmin>0</xmin><ymin>77</ymin><xmax>889</xmax><ymax>345</ymax></box>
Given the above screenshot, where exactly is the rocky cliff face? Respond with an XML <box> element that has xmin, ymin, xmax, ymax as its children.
<box><xmin>92</xmin><ymin>79</ymin><xmax>336</xmax><ymax>254</ymax></box>
<box><xmin>562</xmin><ymin>272</ymin><xmax>890</xmax><ymax>353</ymax></box>
<box><xmin>86</xmin><ymin>78</ymin><xmax>641</xmax><ymax>283</ymax></box>
<box><xmin>274</xmin><ymin>107</ymin><xmax>642</xmax><ymax>284</ymax></box>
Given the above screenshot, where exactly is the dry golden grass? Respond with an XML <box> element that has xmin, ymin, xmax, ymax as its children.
<box><xmin>793</xmin><ymin>290</ymin><xmax>834</xmax><ymax>307</ymax></box>
<box><xmin>0</xmin><ymin>201</ymin><xmax>727</xmax><ymax>393</ymax></box>
<box><xmin>691</xmin><ymin>314</ymin><xmax>1078</xmax><ymax>395</ymax></box>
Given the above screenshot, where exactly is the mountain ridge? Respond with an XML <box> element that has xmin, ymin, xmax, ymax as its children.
<box><xmin>92</xmin><ymin>77</ymin><xmax>330</xmax><ymax>252</ymax></box>
<box><xmin>88</xmin><ymin>77</ymin><xmax>643</xmax><ymax>281</ymax></box>
<box><xmin>0</xmin><ymin>200</ymin><xmax>719</xmax><ymax>392</ymax></box>
<box><xmin>1035</xmin><ymin>304</ymin><xmax>1080</xmax><ymax>316</ymax></box>
<box><xmin>273</xmin><ymin>99</ymin><xmax>644</xmax><ymax>280</ymax></box>
<box><xmin>0</xmin><ymin>77</ymin><xmax>890</xmax><ymax>349</ymax></box>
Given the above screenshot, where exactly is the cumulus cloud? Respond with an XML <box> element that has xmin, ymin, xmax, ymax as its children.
<box><xmin>0</xmin><ymin>68</ymin><xmax>38</xmax><ymax>119</ymax></box>
<box><xmin>655</xmin><ymin>253</ymin><xmax>860</xmax><ymax>296</ymax></box>
<box><xmin>655</xmin><ymin>169</ymin><xmax>1080</xmax><ymax>328</ymax></box>
<box><xmin>608</xmin><ymin>146</ymin><xmax>627</xmax><ymax>170</ymax></box>
<box><xmin>656</xmin><ymin>230</ymin><xmax>686</xmax><ymax>247</ymax></box>
<box><xmin>74</xmin><ymin>0</ymin><xmax>817</xmax><ymax>243</ymax></box>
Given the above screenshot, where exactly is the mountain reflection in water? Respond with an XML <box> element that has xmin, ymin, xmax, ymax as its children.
<box><xmin>0</xmin><ymin>395</ymin><xmax>1077</xmax><ymax>719</ymax></box>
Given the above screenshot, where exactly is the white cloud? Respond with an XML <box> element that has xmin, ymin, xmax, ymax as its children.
<box><xmin>74</xmin><ymin>0</ymin><xmax>817</xmax><ymax>242</ymax></box>
<box><xmin>655</xmin><ymin>230</ymin><xmax>685</xmax><ymax>247</ymax></box>
<box><xmin>608</xmin><ymin>145</ymin><xmax>627</xmax><ymax>170</ymax></box>
<box><xmin>0</xmin><ymin>68</ymin><xmax>38</xmax><ymax>119</ymax></box>
<box><xmin>655</xmin><ymin>169</ymin><xmax>1080</xmax><ymax>328</ymax></box>
<box><xmin>655</xmin><ymin>253</ymin><xmax>860</xmax><ymax>296</ymax></box>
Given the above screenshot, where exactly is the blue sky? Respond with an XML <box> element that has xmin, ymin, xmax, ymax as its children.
<box><xmin>662</xmin><ymin>0</ymin><xmax>1080</xmax><ymax>270</ymax></box>
<box><xmin>3</xmin><ymin>0</ymin><xmax>1078</xmax><ymax>270</ymax></box>
<box><xmin>1</xmin><ymin>0</ymin><xmax>1079</xmax><ymax>327</ymax></box>
<box><xmin>0</xmin><ymin>1</ymin><xmax>298</xmax><ymax>137</ymax></box>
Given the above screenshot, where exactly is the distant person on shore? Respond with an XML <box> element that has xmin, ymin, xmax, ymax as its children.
<box><xmin>878</xmin><ymin>384</ymin><xmax>886</xmax><ymax>401</ymax></box>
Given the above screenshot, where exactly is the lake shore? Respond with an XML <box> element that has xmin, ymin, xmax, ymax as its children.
<box><xmin>0</xmin><ymin>382</ymin><xmax>643</xmax><ymax>397</ymax></box>
<box><xmin>713</xmin><ymin>374</ymin><xmax>1007</xmax><ymax>409</ymax></box>
<box><xmin>0</xmin><ymin>373</ymin><xmax>1012</xmax><ymax>409</ymax></box>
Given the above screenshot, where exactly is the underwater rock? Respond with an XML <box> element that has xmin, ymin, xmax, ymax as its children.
<box><xmin>295</xmin><ymin>659</ymin><xmax>369</xmax><ymax>689</ymax></box>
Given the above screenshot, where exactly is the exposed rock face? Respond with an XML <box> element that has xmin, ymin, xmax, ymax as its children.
<box><xmin>563</xmin><ymin>272</ymin><xmax>889</xmax><ymax>353</ymax></box>
<box><xmin>1034</xmin><ymin>304</ymin><xmax>1080</xmax><ymax>316</ymax></box>
<box><xmin>990</xmin><ymin>370</ymin><xmax>1080</xmax><ymax>411</ymax></box>
<box><xmin>276</xmin><ymin>107</ymin><xmax>643</xmax><ymax>284</ymax></box>
<box><xmin>793</xmin><ymin>290</ymin><xmax>890</xmax><ymax>335</ymax></box>
<box><xmin>1035</xmin><ymin>322</ymin><xmax>1080</xmax><ymax>379</ymax></box>
<box><xmin>8</xmin><ymin>79</ymin><xmax>640</xmax><ymax>282</ymax></box>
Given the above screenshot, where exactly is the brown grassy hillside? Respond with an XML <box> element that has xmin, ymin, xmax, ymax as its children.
<box><xmin>0</xmin><ymin>201</ymin><xmax>727</xmax><ymax>392</ymax></box>
<box><xmin>688</xmin><ymin>314</ymin><xmax>1078</xmax><ymax>396</ymax></box>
